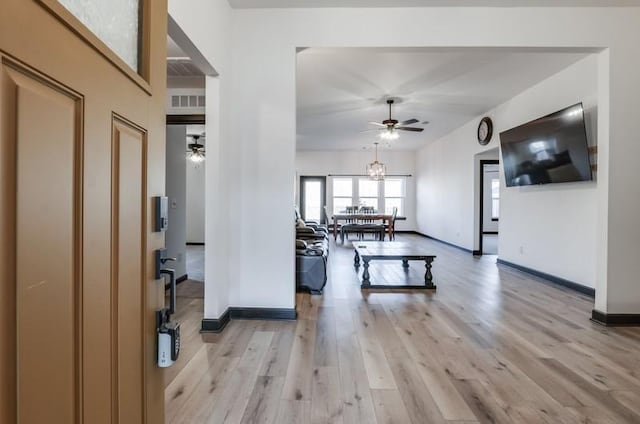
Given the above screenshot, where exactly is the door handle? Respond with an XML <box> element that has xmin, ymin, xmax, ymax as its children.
<box><xmin>154</xmin><ymin>248</ymin><xmax>176</xmax><ymax>279</ymax></box>
<box><xmin>160</xmin><ymin>268</ymin><xmax>176</xmax><ymax>315</ymax></box>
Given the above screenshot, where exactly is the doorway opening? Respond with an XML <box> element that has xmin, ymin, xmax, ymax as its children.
<box><xmin>166</xmin><ymin>117</ymin><xmax>206</xmax><ymax>285</ymax></box>
<box><xmin>478</xmin><ymin>159</ymin><xmax>500</xmax><ymax>255</ymax></box>
<box><xmin>299</xmin><ymin>176</ymin><xmax>327</xmax><ymax>224</ymax></box>
<box><xmin>162</xmin><ymin>15</ymin><xmax>217</xmax><ymax>406</ymax></box>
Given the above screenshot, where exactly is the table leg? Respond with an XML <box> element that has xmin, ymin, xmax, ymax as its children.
<box><xmin>424</xmin><ymin>258</ymin><xmax>436</xmax><ymax>289</ymax></box>
<box><xmin>333</xmin><ymin>217</ymin><xmax>338</xmax><ymax>240</ymax></box>
<box><xmin>361</xmin><ymin>259</ymin><xmax>371</xmax><ymax>287</ymax></box>
<box><xmin>387</xmin><ymin>217</ymin><xmax>392</xmax><ymax>240</ymax></box>
<box><xmin>402</xmin><ymin>258</ymin><xmax>409</xmax><ymax>268</ymax></box>
<box><xmin>354</xmin><ymin>250</ymin><xmax>360</xmax><ymax>267</ymax></box>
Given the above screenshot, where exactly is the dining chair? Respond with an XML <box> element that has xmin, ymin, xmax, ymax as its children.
<box><xmin>358</xmin><ymin>206</ymin><xmax>383</xmax><ymax>240</ymax></box>
<box><xmin>341</xmin><ymin>206</ymin><xmax>361</xmax><ymax>243</ymax></box>
<box><xmin>384</xmin><ymin>206</ymin><xmax>398</xmax><ymax>240</ymax></box>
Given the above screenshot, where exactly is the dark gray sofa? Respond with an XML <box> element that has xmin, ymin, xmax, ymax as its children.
<box><xmin>295</xmin><ymin>219</ymin><xmax>329</xmax><ymax>294</ymax></box>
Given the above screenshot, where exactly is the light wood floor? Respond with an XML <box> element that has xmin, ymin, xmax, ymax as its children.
<box><xmin>165</xmin><ymin>235</ymin><xmax>640</xmax><ymax>424</ymax></box>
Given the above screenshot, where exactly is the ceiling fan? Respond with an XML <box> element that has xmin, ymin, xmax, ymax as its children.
<box><xmin>187</xmin><ymin>134</ymin><xmax>205</xmax><ymax>163</ymax></box>
<box><xmin>367</xmin><ymin>99</ymin><xmax>424</xmax><ymax>140</ymax></box>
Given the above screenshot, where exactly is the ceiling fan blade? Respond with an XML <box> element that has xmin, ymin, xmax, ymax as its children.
<box><xmin>396</xmin><ymin>126</ymin><xmax>424</xmax><ymax>132</ymax></box>
<box><xmin>399</xmin><ymin>118</ymin><xmax>419</xmax><ymax>126</ymax></box>
<box><xmin>368</xmin><ymin>121</ymin><xmax>386</xmax><ymax>127</ymax></box>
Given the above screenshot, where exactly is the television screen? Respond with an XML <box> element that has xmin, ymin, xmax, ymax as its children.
<box><xmin>499</xmin><ymin>103</ymin><xmax>592</xmax><ymax>187</ymax></box>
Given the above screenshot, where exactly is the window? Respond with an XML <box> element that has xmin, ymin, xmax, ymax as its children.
<box><xmin>332</xmin><ymin>177</ymin><xmax>353</xmax><ymax>214</ymax></box>
<box><xmin>491</xmin><ymin>178</ymin><xmax>500</xmax><ymax>220</ymax></box>
<box><xmin>57</xmin><ymin>0</ymin><xmax>141</xmax><ymax>72</ymax></box>
<box><xmin>358</xmin><ymin>178</ymin><xmax>379</xmax><ymax>210</ymax></box>
<box><xmin>331</xmin><ymin>176</ymin><xmax>408</xmax><ymax>216</ymax></box>
<box><xmin>384</xmin><ymin>178</ymin><xmax>405</xmax><ymax>215</ymax></box>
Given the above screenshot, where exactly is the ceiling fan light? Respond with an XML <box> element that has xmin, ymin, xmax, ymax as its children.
<box><xmin>380</xmin><ymin>129</ymin><xmax>399</xmax><ymax>141</ymax></box>
<box><xmin>187</xmin><ymin>150</ymin><xmax>205</xmax><ymax>163</ymax></box>
<box><xmin>187</xmin><ymin>134</ymin><xmax>206</xmax><ymax>164</ymax></box>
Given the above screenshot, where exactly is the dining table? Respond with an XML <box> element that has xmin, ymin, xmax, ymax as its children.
<box><xmin>331</xmin><ymin>212</ymin><xmax>396</xmax><ymax>240</ymax></box>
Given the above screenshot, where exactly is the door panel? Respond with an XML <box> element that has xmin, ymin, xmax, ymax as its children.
<box><xmin>112</xmin><ymin>117</ymin><xmax>147</xmax><ymax>424</ymax></box>
<box><xmin>1</xmin><ymin>59</ymin><xmax>83</xmax><ymax>424</ymax></box>
<box><xmin>15</xmin><ymin>64</ymin><xmax>81</xmax><ymax>424</ymax></box>
<box><xmin>1</xmin><ymin>1</ymin><xmax>167</xmax><ymax>423</ymax></box>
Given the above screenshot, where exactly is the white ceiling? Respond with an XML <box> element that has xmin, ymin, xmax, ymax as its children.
<box><xmin>167</xmin><ymin>36</ymin><xmax>187</xmax><ymax>58</ymax></box>
<box><xmin>231</xmin><ymin>0</ymin><xmax>640</xmax><ymax>8</ymax></box>
<box><xmin>296</xmin><ymin>47</ymin><xmax>591</xmax><ymax>151</ymax></box>
<box><xmin>167</xmin><ymin>35</ymin><xmax>204</xmax><ymax>79</ymax></box>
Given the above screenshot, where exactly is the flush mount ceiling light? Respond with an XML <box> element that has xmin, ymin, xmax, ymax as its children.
<box><xmin>186</xmin><ymin>134</ymin><xmax>205</xmax><ymax>163</ymax></box>
<box><xmin>366</xmin><ymin>142</ymin><xmax>386</xmax><ymax>181</ymax></box>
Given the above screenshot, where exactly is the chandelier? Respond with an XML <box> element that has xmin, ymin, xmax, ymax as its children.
<box><xmin>187</xmin><ymin>134</ymin><xmax>205</xmax><ymax>163</ymax></box>
<box><xmin>366</xmin><ymin>142</ymin><xmax>386</xmax><ymax>181</ymax></box>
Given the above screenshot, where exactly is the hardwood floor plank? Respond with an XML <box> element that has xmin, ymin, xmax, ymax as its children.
<box><xmin>539</xmin><ymin>357</ymin><xmax>640</xmax><ymax>424</ymax></box>
<box><xmin>275</xmin><ymin>400</ymin><xmax>311</xmax><ymax>424</ymax></box>
<box><xmin>364</xmin><ymin>303</ymin><xmax>446</xmax><ymax>424</ymax></box>
<box><xmin>171</xmin><ymin>354</ymin><xmax>240</xmax><ymax>424</ymax></box>
<box><xmin>352</xmin><ymin>303</ymin><xmax>398</xmax><ymax>390</ymax></box>
<box><xmin>333</xmin><ymin>299</ymin><xmax>378</xmax><ymax>424</ymax></box>
<box><xmin>165</xmin><ymin>344</ymin><xmax>214</xmax><ymax>422</ymax></box>
<box><xmin>370</xmin><ymin>389</ymin><xmax>413</xmax><ymax>424</ymax></box>
<box><xmin>258</xmin><ymin>322</ymin><xmax>296</xmax><ymax>377</ymax></box>
<box><xmin>165</xmin><ymin>236</ymin><xmax>640</xmax><ymax>423</ymax></box>
<box><xmin>452</xmin><ymin>378</ymin><xmax>521</xmax><ymax>424</ymax></box>
<box><xmin>380</xmin><ymin>301</ymin><xmax>476</xmax><ymax>421</ymax></box>
<box><xmin>240</xmin><ymin>376</ymin><xmax>285</xmax><ymax>424</ymax></box>
<box><xmin>207</xmin><ymin>331</ymin><xmax>274</xmax><ymax>423</ymax></box>
<box><xmin>313</xmin><ymin>306</ymin><xmax>339</xmax><ymax>367</ymax></box>
<box><xmin>310</xmin><ymin>366</ymin><xmax>344</xmax><ymax>424</ymax></box>
<box><xmin>282</xmin><ymin>318</ymin><xmax>317</xmax><ymax>401</ymax></box>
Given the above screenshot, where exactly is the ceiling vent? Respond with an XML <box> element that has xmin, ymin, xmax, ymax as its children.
<box><xmin>170</xmin><ymin>95</ymin><xmax>205</xmax><ymax>108</ymax></box>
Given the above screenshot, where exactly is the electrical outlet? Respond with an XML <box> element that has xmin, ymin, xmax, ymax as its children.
<box><xmin>170</xmin><ymin>199</ymin><xmax>178</xmax><ymax>209</ymax></box>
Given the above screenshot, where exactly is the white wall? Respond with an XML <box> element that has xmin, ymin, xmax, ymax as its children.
<box><xmin>165</xmin><ymin>125</ymin><xmax>187</xmax><ymax>278</ymax></box>
<box><xmin>168</xmin><ymin>3</ymin><xmax>640</xmax><ymax>317</ymax></box>
<box><xmin>169</xmin><ymin>0</ymin><xmax>231</xmax><ymax>318</ymax></box>
<box><xmin>417</xmin><ymin>55</ymin><xmax>598</xmax><ymax>288</ymax></box>
<box><xmin>228</xmin><ymin>7</ymin><xmax>640</xmax><ymax>315</ymax></box>
<box><xmin>186</xmin><ymin>161</ymin><xmax>205</xmax><ymax>243</ymax></box>
<box><xmin>295</xmin><ymin>150</ymin><xmax>417</xmax><ymax>231</ymax></box>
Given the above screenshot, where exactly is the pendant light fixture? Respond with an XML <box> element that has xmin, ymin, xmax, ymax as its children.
<box><xmin>187</xmin><ymin>134</ymin><xmax>205</xmax><ymax>163</ymax></box>
<box><xmin>366</xmin><ymin>142</ymin><xmax>386</xmax><ymax>181</ymax></box>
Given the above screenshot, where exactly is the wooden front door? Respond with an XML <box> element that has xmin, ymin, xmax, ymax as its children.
<box><xmin>0</xmin><ymin>1</ymin><xmax>167</xmax><ymax>423</ymax></box>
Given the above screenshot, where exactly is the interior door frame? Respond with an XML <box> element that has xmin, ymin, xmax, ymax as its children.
<box><xmin>299</xmin><ymin>176</ymin><xmax>326</xmax><ymax>224</ymax></box>
<box><xmin>478</xmin><ymin>159</ymin><xmax>500</xmax><ymax>255</ymax></box>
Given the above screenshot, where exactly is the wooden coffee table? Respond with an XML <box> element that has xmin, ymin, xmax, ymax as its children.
<box><xmin>353</xmin><ymin>241</ymin><xmax>436</xmax><ymax>289</ymax></box>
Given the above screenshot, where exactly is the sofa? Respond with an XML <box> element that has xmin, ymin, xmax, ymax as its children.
<box><xmin>295</xmin><ymin>214</ymin><xmax>329</xmax><ymax>294</ymax></box>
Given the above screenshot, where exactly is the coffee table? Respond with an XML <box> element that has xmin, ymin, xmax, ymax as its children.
<box><xmin>353</xmin><ymin>241</ymin><xmax>436</xmax><ymax>289</ymax></box>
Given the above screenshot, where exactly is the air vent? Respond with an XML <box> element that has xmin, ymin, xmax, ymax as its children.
<box><xmin>170</xmin><ymin>95</ymin><xmax>205</xmax><ymax>109</ymax></box>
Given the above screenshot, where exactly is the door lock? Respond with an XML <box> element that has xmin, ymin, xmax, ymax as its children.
<box><xmin>155</xmin><ymin>249</ymin><xmax>180</xmax><ymax>367</ymax></box>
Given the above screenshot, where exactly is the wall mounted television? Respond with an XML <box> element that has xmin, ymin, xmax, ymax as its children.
<box><xmin>499</xmin><ymin>103</ymin><xmax>593</xmax><ymax>187</ymax></box>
